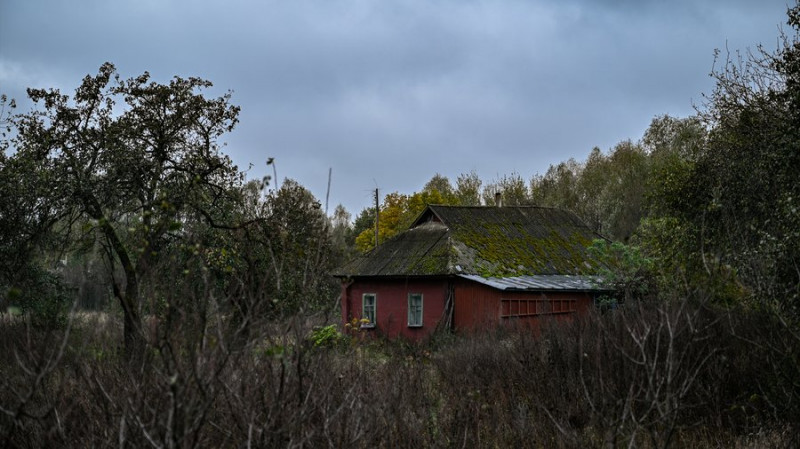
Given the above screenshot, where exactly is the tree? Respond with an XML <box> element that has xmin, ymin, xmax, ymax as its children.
<box><xmin>8</xmin><ymin>63</ymin><xmax>242</xmax><ymax>356</ymax></box>
<box><xmin>0</xmin><ymin>150</ymin><xmax>73</xmax><ymax>326</ymax></box>
<box><xmin>354</xmin><ymin>192</ymin><xmax>408</xmax><ymax>252</ymax></box>
<box><xmin>454</xmin><ymin>171</ymin><xmax>482</xmax><ymax>206</ymax></box>
<box><xmin>350</xmin><ymin>206</ymin><xmax>376</xmax><ymax>249</ymax></box>
<box><xmin>596</xmin><ymin>140</ymin><xmax>649</xmax><ymax>241</ymax></box>
<box><xmin>329</xmin><ymin>204</ymin><xmax>355</xmax><ymax>265</ymax></box>
<box><xmin>642</xmin><ymin>115</ymin><xmax>706</xmax><ymax>218</ymax></box>
<box><xmin>530</xmin><ymin>158</ymin><xmax>582</xmax><ymax>212</ymax></box>
<box><xmin>575</xmin><ymin>148</ymin><xmax>606</xmax><ymax>233</ymax></box>
<box><xmin>249</xmin><ymin>178</ymin><xmax>336</xmax><ymax>315</ymax></box>
<box><xmin>422</xmin><ymin>173</ymin><xmax>456</xmax><ymax>204</ymax></box>
<box><xmin>528</xmin><ymin>142</ymin><xmax>649</xmax><ymax>242</ymax></box>
<box><xmin>588</xmin><ymin>240</ymin><xmax>657</xmax><ymax>305</ymax></box>
<box><xmin>687</xmin><ymin>3</ymin><xmax>800</xmax><ymax>309</ymax></box>
<box><xmin>482</xmin><ymin>172</ymin><xmax>530</xmax><ymax>206</ymax></box>
<box><xmin>353</xmin><ymin>185</ymin><xmax>457</xmax><ymax>253</ymax></box>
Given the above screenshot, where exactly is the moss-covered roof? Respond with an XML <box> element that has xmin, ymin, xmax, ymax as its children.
<box><xmin>334</xmin><ymin>205</ymin><xmax>607</xmax><ymax>278</ymax></box>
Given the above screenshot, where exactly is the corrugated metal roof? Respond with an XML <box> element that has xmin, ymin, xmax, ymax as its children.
<box><xmin>458</xmin><ymin>274</ymin><xmax>608</xmax><ymax>292</ymax></box>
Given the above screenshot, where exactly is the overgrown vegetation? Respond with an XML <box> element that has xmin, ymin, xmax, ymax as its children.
<box><xmin>0</xmin><ymin>292</ymin><xmax>796</xmax><ymax>447</ymax></box>
<box><xmin>3</xmin><ymin>2</ymin><xmax>800</xmax><ymax>447</ymax></box>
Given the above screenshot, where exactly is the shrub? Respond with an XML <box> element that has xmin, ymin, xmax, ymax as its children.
<box><xmin>308</xmin><ymin>324</ymin><xmax>342</xmax><ymax>348</ymax></box>
<box><xmin>5</xmin><ymin>267</ymin><xmax>72</xmax><ymax>329</ymax></box>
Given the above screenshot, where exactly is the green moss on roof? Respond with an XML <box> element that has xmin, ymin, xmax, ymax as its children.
<box><xmin>334</xmin><ymin>205</ymin><xmax>607</xmax><ymax>278</ymax></box>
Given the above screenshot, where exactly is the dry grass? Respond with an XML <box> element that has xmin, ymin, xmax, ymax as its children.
<box><xmin>0</xmin><ymin>300</ymin><xmax>797</xmax><ymax>448</ymax></box>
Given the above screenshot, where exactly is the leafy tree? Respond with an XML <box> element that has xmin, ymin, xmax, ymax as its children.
<box><xmin>529</xmin><ymin>142</ymin><xmax>648</xmax><ymax>242</ymax></box>
<box><xmin>355</xmin><ymin>192</ymin><xmax>408</xmax><ymax>252</ymax></box>
<box><xmin>7</xmin><ymin>63</ymin><xmax>242</xmax><ymax>356</ymax></box>
<box><xmin>642</xmin><ymin>116</ymin><xmax>706</xmax><ymax>218</ymax></box>
<box><xmin>642</xmin><ymin>115</ymin><xmax>706</xmax><ymax>160</ymax></box>
<box><xmin>350</xmin><ymin>206</ymin><xmax>376</xmax><ymax>248</ymax></box>
<box><xmin>329</xmin><ymin>204</ymin><xmax>355</xmax><ymax>264</ymax></box>
<box><xmin>530</xmin><ymin>158</ymin><xmax>582</xmax><ymax>214</ymax></box>
<box><xmin>256</xmin><ymin>179</ymin><xmax>336</xmax><ymax>315</ymax></box>
<box><xmin>482</xmin><ymin>172</ymin><xmax>530</xmax><ymax>206</ymax></box>
<box><xmin>0</xmin><ymin>151</ymin><xmax>62</xmax><ymax>285</ymax></box>
<box><xmin>588</xmin><ymin>239</ymin><xmax>657</xmax><ymax>305</ymax></box>
<box><xmin>422</xmin><ymin>173</ymin><xmax>456</xmax><ymax>203</ymax></box>
<box><xmin>353</xmin><ymin>185</ymin><xmax>456</xmax><ymax>253</ymax></box>
<box><xmin>575</xmin><ymin>148</ymin><xmax>607</xmax><ymax>233</ymax></box>
<box><xmin>454</xmin><ymin>171</ymin><xmax>482</xmax><ymax>206</ymax></box>
<box><xmin>407</xmin><ymin>189</ymin><xmax>446</xmax><ymax>219</ymax></box>
<box><xmin>596</xmin><ymin>140</ymin><xmax>649</xmax><ymax>241</ymax></box>
<box><xmin>687</xmin><ymin>4</ymin><xmax>800</xmax><ymax>308</ymax></box>
<box><xmin>626</xmin><ymin>116</ymin><xmax>732</xmax><ymax>300</ymax></box>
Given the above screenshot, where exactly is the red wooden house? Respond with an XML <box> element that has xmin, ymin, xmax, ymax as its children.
<box><xmin>334</xmin><ymin>205</ymin><xmax>610</xmax><ymax>340</ymax></box>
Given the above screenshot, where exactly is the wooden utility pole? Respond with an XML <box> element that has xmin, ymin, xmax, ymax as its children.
<box><xmin>374</xmin><ymin>188</ymin><xmax>380</xmax><ymax>248</ymax></box>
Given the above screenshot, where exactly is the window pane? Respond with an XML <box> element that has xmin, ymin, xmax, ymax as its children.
<box><xmin>408</xmin><ymin>293</ymin><xmax>423</xmax><ymax>327</ymax></box>
<box><xmin>362</xmin><ymin>294</ymin><xmax>376</xmax><ymax>327</ymax></box>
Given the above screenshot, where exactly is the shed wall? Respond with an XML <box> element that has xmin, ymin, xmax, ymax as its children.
<box><xmin>452</xmin><ymin>279</ymin><xmax>595</xmax><ymax>333</ymax></box>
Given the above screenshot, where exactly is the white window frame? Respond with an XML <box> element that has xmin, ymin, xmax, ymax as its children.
<box><xmin>407</xmin><ymin>293</ymin><xmax>423</xmax><ymax>327</ymax></box>
<box><xmin>362</xmin><ymin>293</ymin><xmax>376</xmax><ymax>328</ymax></box>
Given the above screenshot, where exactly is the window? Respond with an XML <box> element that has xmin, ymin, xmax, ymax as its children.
<box><xmin>500</xmin><ymin>297</ymin><xmax>576</xmax><ymax>318</ymax></box>
<box><xmin>408</xmin><ymin>293</ymin><xmax>423</xmax><ymax>327</ymax></box>
<box><xmin>362</xmin><ymin>293</ymin><xmax>376</xmax><ymax>328</ymax></box>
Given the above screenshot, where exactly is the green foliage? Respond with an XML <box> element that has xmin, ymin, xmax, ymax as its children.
<box><xmin>226</xmin><ymin>178</ymin><xmax>338</xmax><ymax>318</ymax></box>
<box><xmin>5</xmin><ymin>267</ymin><xmax>71</xmax><ymax>329</ymax></box>
<box><xmin>530</xmin><ymin>158</ymin><xmax>582</xmax><ymax>213</ymax></box>
<box><xmin>454</xmin><ymin>171</ymin><xmax>482</xmax><ymax>206</ymax></box>
<box><xmin>634</xmin><ymin>216</ymin><xmax>747</xmax><ymax>305</ymax></box>
<box><xmin>423</xmin><ymin>173</ymin><xmax>457</xmax><ymax>204</ymax></box>
<box><xmin>529</xmin><ymin>140</ymin><xmax>651</xmax><ymax>242</ymax></box>
<box><xmin>6</xmin><ymin>63</ymin><xmax>242</xmax><ymax>351</ymax></box>
<box><xmin>329</xmin><ymin>204</ymin><xmax>356</xmax><ymax>265</ymax></box>
<box><xmin>642</xmin><ymin>114</ymin><xmax>706</xmax><ymax>160</ymax></box>
<box><xmin>354</xmin><ymin>176</ymin><xmax>461</xmax><ymax>253</ymax></box>
<box><xmin>482</xmin><ymin>172</ymin><xmax>530</xmax><ymax>206</ymax></box>
<box><xmin>588</xmin><ymin>239</ymin><xmax>656</xmax><ymax>303</ymax></box>
<box><xmin>679</xmin><ymin>3</ymin><xmax>800</xmax><ymax>309</ymax></box>
<box><xmin>0</xmin><ymin>144</ymin><xmax>64</xmax><ymax>288</ymax></box>
<box><xmin>308</xmin><ymin>324</ymin><xmax>342</xmax><ymax>348</ymax></box>
<box><xmin>350</xmin><ymin>206</ymin><xmax>375</xmax><ymax>248</ymax></box>
<box><xmin>355</xmin><ymin>192</ymin><xmax>405</xmax><ymax>252</ymax></box>
<box><xmin>406</xmin><ymin>189</ymin><xmax>446</xmax><ymax>220</ymax></box>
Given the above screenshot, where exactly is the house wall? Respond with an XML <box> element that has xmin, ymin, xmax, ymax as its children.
<box><xmin>341</xmin><ymin>277</ymin><xmax>448</xmax><ymax>341</ymax></box>
<box><xmin>452</xmin><ymin>279</ymin><xmax>596</xmax><ymax>333</ymax></box>
<box><xmin>340</xmin><ymin>277</ymin><xmax>598</xmax><ymax>340</ymax></box>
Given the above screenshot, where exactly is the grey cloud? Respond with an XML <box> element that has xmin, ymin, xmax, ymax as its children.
<box><xmin>0</xmin><ymin>0</ymin><xmax>791</xmax><ymax>215</ymax></box>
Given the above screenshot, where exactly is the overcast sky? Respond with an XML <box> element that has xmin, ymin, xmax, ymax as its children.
<box><xmin>0</xmin><ymin>0</ymin><xmax>791</xmax><ymax>216</ymax></box>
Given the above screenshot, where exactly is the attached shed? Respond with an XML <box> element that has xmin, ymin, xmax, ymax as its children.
<box><xmin>334</xmin><ymin>205</ymin><xmax>610</xmax><ymax>340</ymax></box>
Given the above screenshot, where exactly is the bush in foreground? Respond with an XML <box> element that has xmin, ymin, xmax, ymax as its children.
<box><xmin>1</xmin><ymin>298</ymin><xmax>796</xmax><ymax>448</ymax></box>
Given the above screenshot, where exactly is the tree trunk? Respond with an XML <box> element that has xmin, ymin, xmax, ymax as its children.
<box><xmin>95</xmin><ymin>205</ymin><xmax>145</xmax><ymax>360</ymax></box>
<box><xmin>123</xmin><ymin>301</ymin><xmax>144</xmax><ymax>360</ymax></box>
<box><xmin>111</xmin><ymin>270</ymin><xmax>144</xmax><ymax>360</ymax></box>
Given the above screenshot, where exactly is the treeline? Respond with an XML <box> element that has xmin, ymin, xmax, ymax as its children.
<box><xmin>349</xmin><ymin>114</ymin><xmax>701</xmax><ymax>248</ymax></box>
